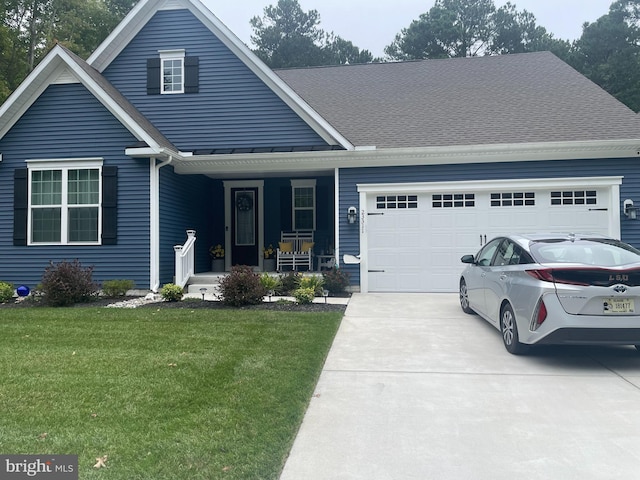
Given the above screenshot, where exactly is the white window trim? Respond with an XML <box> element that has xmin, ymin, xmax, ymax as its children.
<box><xmin>159</xmin><ymin>49</ymin><xmax>185</xmax><ymax>95</ymax></box>
<box><xmin>26</xmin><ymin>158</ymin><xmax>103</xmax><ymax>246</ymax></box>
<box><xmin>291</xmin><ymin>179</ymin><xmax>316</xmax><ymax>231</ymax></box>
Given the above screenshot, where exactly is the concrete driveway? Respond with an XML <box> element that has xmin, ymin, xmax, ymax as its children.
<box><xmin>280</xmin><ymin>293</ymin><xmax>640</xmax><ymax>480</ymax></box>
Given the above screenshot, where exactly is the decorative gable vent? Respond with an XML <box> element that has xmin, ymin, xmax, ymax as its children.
<box><xmin>52</xmin><ymin>68</ymin><xmax>77</xmax><ymax>85</ymax></box>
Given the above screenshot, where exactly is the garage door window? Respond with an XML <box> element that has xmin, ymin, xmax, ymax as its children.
<box><xmin>490</xmin><ymin>192</ymin><xmax>535</xmax><ymax>207</ymax></box>
<box><xmin>376</xmin><ymin>195</ymin><xmax>418</xmax><ymax>209</ymax></box>
<box><xmin>550</xmin><ymin>191</ymin><xmax>597</xmax><ymax>205</ymax></box>
<box><xmin>432</xmin><ymin>193</ymin><xmax>475</xmax><ymax>208</ymax></box>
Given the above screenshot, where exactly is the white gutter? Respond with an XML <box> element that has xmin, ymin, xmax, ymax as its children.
<box><xmin>149</xmin><ymin>155</ymin><xmax>173</xmax><ymax>292</ymax></box>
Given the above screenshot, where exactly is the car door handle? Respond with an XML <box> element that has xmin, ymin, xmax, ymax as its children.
<box><xmin>499</xmin><ymin>274</ymin><xmax>508</xmax><ymax>281</ymax></box>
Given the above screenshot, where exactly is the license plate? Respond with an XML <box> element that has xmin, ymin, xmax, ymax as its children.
<box><xmin>604</xmin><ymin>298</ymin><xmax>635</xmax><ymax>314</ymax></box>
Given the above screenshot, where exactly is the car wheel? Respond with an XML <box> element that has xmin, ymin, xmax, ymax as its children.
<box><xmin>459</xmin><ymin>279</ymin><xmax>475</xmax><ymax>314</ymax></box>
<box><xmin>500</xmin><ymin>303</ymin><xmax>527</xmax><ymax>355</ymax></box>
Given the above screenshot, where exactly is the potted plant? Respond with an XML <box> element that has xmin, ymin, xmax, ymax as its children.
<box><xmin>263</xmin><ymin>244</ymin><xmax>276</xmax><ymax>271</ymax></box>
<box><xmin>209</xmin><ymin>244</ymin><xmax>225</xmax><ymax>272</ymax></box>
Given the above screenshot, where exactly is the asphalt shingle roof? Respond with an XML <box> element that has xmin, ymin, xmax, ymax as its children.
<box><xmin>276</xmin><ymin>51</ymin><xmax>640</xmax><ymax>149</ymax></box>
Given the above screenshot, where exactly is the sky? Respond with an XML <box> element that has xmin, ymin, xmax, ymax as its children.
<box><xmin>202</xmin><ymin>0</ymin><xmax>615</xmax><ymax>57</ymax></box>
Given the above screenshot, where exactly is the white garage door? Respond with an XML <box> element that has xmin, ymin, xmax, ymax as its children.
<box><xmin>362</xmin><ymin>178</ymin><xmax>620</xmax><ymax>293</ymax></box>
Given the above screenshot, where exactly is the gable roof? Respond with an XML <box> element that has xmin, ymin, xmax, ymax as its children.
<box><xmin>276</xmin><ymin>52</ymin><xmax>640</xmax><ymax>149</ymax></box>
<box><xmin>88</xmin><ymin>0</ymin><xmax>353</xmax><ymax>150</ymax></box>
<box><xmin>0</xmin><ymin>44</ymin><xmax>178</xmax><ymax>154</ymax></box>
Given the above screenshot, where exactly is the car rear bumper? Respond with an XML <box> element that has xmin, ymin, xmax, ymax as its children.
<box><xmin>534</xmin><ymin>327</ymin><xmax>640</xmax><ymax>346</ymax></box>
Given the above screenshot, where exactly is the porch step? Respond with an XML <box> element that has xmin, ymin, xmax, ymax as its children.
<box><xmin>185</xmin><ymin>272</ymin><xmax>225</xmax><ymax>295</ymax></box>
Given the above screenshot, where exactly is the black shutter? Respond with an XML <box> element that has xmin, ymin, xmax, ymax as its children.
<box><xmin>13</xmin><ymin>168</ymin><xmax>28</xmax><ymax>246</ymax></box>
<box><xmin>316</xmin><ymin>185</ymin><xmax>329</xmax><ymax>230</ymax></box>
<box><xmin>280</xmin><ymin>186</ymin><xmax>292</xmax><ymax>231</ymax></box>
<box><xmin>147</xmin><ymin>58</ymin><xmax>161</xmax><ymax>95</ymax></box>
<box><xmin>102</xmin><ymin>166</ymin><xmax>118</xmax><ymax>245</ymax></box>
<box><xmin>184</xmin><ymin>56</ymin><xmax>199</xmax><ymax>94</ymax></box>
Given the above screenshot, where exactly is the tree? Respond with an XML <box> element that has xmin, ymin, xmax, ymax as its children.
<box><xmin>385</xmin><ymin>0</ymin><xmax>496</xmax><ymax>59</ymax></box>
<box><xmin>570</xmin><ymin>0</ymin><xmax>640</xmax><ymax>111</ymax></box>
<box><xmin>385</xmin><ymin>0</ymin><xmax>568</xmax><ymax>60</ymax></box>
<box><xmin>0</xmin><ymin>0</ymin><xmax>134</xmax><ymax>104</ymax></box>
<box><xmin>250</xmin><ymin>0</ymin><xmax>372</xmax><ymax>68</ymax></box>
<box><xmin>490</xmin><ymin>2</ymin><xmax>570</xmax><ymax>58</ymax></box>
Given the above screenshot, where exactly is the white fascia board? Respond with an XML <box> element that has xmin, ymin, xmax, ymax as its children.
<box><xmin>167</xmin><ymin>138</ymin><xmax>640</xmax><ymax>176</ymax></box>
<box><xmin>87</xmin><ymin>0</ymin><xmax>354</xmax><ymax>151</ymax></box>
<box><xmin>87</xmin><ymin>0</ymin><xmax>156</xmax><ymax>70</ymax></box>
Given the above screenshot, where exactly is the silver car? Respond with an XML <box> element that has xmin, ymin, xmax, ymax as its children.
<box><xmin>459</xmin><ymin>233</ymin><xmax>640</xmax><ymax>354</ymax></box>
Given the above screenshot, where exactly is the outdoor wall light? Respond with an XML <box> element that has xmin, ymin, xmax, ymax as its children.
<box><xmin>624</xmin><ymin>199</ymin><xmax>639</xmax><ymax>220</ymax></box>
<box><xmin>347</xmin><ymin>206</ymin><xmax>358</xmax><ymax>224</ymax></box>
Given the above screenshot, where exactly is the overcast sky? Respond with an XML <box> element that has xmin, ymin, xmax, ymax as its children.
<box><xmin>202</xmin><ymin>0</ymin><xmax>614</xmax><ymax>57</ymax></box>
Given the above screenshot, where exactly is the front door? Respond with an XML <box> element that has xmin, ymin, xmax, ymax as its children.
<box><xmin>231</xmin><ymin>187</ymin><xmax>259</xmax><ymax>266</ymax></box>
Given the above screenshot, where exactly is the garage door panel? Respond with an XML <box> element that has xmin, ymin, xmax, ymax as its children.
<box><xmin>365</xmin><ymin>182</ymin><xmax>617</xmax><ymax>293</ymax></box>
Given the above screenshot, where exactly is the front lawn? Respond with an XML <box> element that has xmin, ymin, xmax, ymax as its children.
<box><xmin>0</xmin><ymin>307</ymin><xmax>342</xmax><ymax>479</ymax></box>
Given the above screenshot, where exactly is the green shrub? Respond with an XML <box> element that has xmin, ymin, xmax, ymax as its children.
<box><xmin>259</xmin><ymin>273</ymin><xmax>281</xmax><ymax>293</ymax></box>
<box><xmin>0</xmin><ymin>282</ymin><xmax>14</xmax><ymax>303</ymax></box>
<box><xmin>277</xmin><ymin>271</ymin><xmax>301</xmax><ymax>295</ymax></box>
<box><xmin>102</xmin><ymin>279</ymin><xmax>135</xmax><ymax>297</ymax></box>
<box><xmin>41</xmin><ymin>260</ymin><xmax>98</xmax><ymax>307</ymax></box>
<box><xmin>160</xmin><ymin>283</ymin><xmax>183</xmax><ymax>302</ymax></box>
<box><xmin>322</xmin><ymin>267</ymin><xmax>350</xmax><ymax>293</ymax></box>
<box><xmin>297</xmin><ymin>275</ymin><xmax>324</xmax><ymax>295</ymax></box>
<box><xmin>293</xmin><ymin>287</ymin><xmax>315</xmax><ymax>304</ymax></box>
<box><xmin>218</xmin><ymin>265</ymin><xmax>267</xmax><ymax>307</ymax></box>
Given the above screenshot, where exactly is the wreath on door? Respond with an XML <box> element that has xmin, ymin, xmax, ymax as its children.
<box><xmin>236</xmin><ymin>193</ymin><xmax>253</xmax><ymax>212</ymax></box>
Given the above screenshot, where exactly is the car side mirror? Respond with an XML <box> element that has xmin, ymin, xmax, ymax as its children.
<box><xmin>461</xmin><ymin>254</ymin><xmax>475</xmax><ymax>264</ymax></box>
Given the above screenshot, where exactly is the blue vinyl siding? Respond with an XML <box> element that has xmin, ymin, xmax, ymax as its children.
<box><xmin>102</xmin><ymin>9</ymin><xmax>328</xmax><ymax>151</ymax></box>
<box><xmin>0</xmin><ymin>83</ymin><xmax>152</xmax><ymax>288</ymax></box>
<box><xmin>158</xmin><ymin>166</ymin><xmax>219</xmax><ymax>284</ymax></box>
<box><xmin>339</xmin><ymin>158</ymin><xmax>640</xmax><ymax>288</ymax></box>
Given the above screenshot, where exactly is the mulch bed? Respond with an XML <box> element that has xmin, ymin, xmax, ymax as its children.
<box><xmin>0</xmin><ymin>296</ymin><xmax>349</xmax><ymax>313</ymax></box>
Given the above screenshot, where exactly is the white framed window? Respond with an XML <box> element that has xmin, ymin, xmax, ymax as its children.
<box><xmin>159</xmin><ymin>49</ymin><xmax>185</xmax><ymax>94</ymax></box>
<box><xmin>291</xmin><ymin>179</ymin><xmax>316</xmax><ymax>231</ymax></box>
<box><xmin>27</xmin><ymin>158</ymin><xmax>103</xmax><ymax>245</ymax></box>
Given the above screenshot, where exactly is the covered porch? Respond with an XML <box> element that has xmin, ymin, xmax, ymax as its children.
<box><xmin>170</xmin><ymin>172</ymin><xmax>338</xmax><ymax>289</ymax></box>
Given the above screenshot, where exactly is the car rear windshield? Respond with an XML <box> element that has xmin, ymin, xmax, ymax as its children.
<box><xmin>529</xmin><ymin>238</ymin><xmax>640</xmax><ymax>266</ymax></box>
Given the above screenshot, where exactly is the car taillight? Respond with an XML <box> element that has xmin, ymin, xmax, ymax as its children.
<box><xmin>525</xmin><ymin>269</ymin><xmax>589</xmax><ymax>286</ymax></box>
<box><xmin>525</xmin><ymin>269</ymin><xmax>555</xmax><ymax>282</ymax></box>
<box><xmin>531</xmin><ymin>298</ymin><xmax>547</xmax><ymax>331</ymax></box>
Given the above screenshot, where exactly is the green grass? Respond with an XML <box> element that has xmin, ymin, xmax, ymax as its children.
<box><xmin>0</xmin><ymin>307</ymin><xmax>342</xmax><ymax>479</ymax></box>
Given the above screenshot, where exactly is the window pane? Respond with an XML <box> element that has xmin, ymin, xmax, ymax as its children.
<box><xmin>68</xmin><ymin>207</ymin><xmax>98</xmax><ymax>242</ymax></box>
<box><xmin>295</xmin><ymin>210</ymin><xmax>314</xmax><ymax>230</ymax></box>
<box><xmin>162</xmin><ymin>59</ymin><xmax>183</xmax><ymax>92</ymax></box>
<box><xmin>68</xmin><ymin>169</ymin><xmax>99</xmax><ymax>205</ymax></box>
<box><xmin>294</xmin><ymin>187</ymin><xmax>314</xmax><ymax>208</ymax></box>
<box><xmin>32</xmin><ymin>208</ymin><xmax>61</xmax><ymax>242</ymax></box>
<box><xmin>31</xmin><ymin>170</ymin><xmax>62</xmax><ymax>205</ymax></box>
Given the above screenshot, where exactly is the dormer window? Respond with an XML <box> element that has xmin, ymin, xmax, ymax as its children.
<box><xmin>147</xmin><ymin>50</ymin><xmax>199</xmax><ymax>95</ymax></box>
<box><xmin>160</xmin><ymin>50</ymin><xmax>184</xmax><ymax>94</ymax></box>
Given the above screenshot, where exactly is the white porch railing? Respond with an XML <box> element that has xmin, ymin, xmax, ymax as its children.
<box><xmin>174</xmin><ymin>230</ymin><xmax>196</xmax><ymax>289</ymax></box>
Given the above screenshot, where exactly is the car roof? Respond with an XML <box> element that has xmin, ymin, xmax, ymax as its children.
<box><xmin>504</xmin><ymin>233</ymin><xmax>614</xmax><ymax>249</ymax></box>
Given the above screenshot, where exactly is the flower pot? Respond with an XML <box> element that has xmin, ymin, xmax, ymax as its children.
<box><xmin>264</xmin><ymin>258</ymin><xmax>276</xmax><ymax>271</ymax></box>
<box><xmin>211</xmin><ymin>258</ymin><xmax>225</xmax><ymax>272</ymax></box>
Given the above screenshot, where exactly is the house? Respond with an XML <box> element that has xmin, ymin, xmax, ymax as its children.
<box><xmin>1</xmin><ymin>0</ymin><xmax>639</xmax><ymax>294</ymax></box>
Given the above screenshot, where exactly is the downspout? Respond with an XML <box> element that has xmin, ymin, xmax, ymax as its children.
<box><xmin>150</xmin><ymin>155</ymin><xmax>173</xmax><ymax>292</ymax></box>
